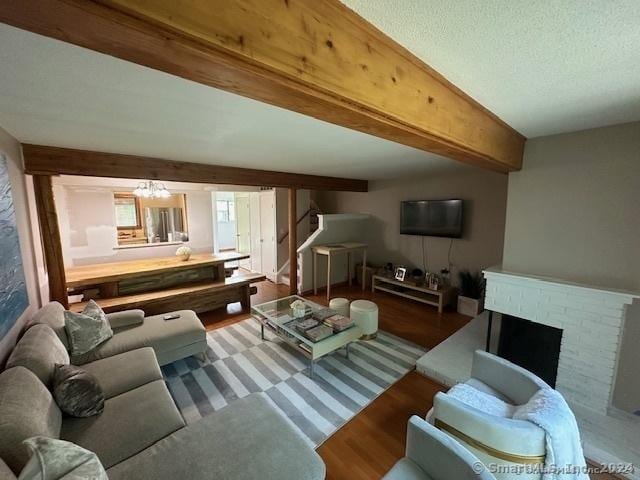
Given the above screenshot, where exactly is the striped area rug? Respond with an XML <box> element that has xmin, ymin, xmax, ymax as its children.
<box><xmin>161</xmin><ymin>317</ymin><xmax>426</xmax><ymax>447</ymax></box>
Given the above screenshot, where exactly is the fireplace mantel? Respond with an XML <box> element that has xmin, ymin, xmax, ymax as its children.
<box><xmin>483</xmin><ymin>266</ymin><xmax>639</xmax><ymax>414</ymax></box>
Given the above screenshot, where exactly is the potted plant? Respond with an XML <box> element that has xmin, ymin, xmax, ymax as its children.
<box><xmin>457</xmin><ymin>270</ymin><xmax>485</xmax><ymax>317</ymax></box>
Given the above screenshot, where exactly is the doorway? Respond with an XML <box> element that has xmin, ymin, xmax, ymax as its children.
<box><xmin>249</xmin><ymin>190</ymin><xmax>276</xmax><ymax>281</ymax></box>
<box><xmin>212</xmin><ymin>190</ymin><xmax>276</xmax><ymax>281</ymax></box>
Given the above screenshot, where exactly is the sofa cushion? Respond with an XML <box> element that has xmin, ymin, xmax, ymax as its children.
<box><xmin>106</xmin><ymin>393</ymin><xmax>326</xmax><ymax>480</ymax></box>
<box><xmin>52</xmin><ymin>365</ymin><xmax>105</xmax><ymax>418</ymax></box>
<box><xmin>64</xmin><ymin>302</ymin><xmax>113</xmax><ymax>357</ymax></box>
<box><xmin>70</xmin><ymin>310</ymin><xmax>205</xmax><ymax>366</ymax></box>
<box><xmin>5</xmin><ymin>324</ymin><xmax>69</xmax><ymax>387</ymax></box>
<box><xmin>0</xmin><ymin>367</ymin><xmax>62</xmax><ymax>474</ymax></box>
<box><xmin>81</xmin><ymin>347</ymin><xmax>162</xmax><ymax>399</ymax></box>
<box><xmin>60</xmin><ymin>380</ymin><xmax>184</xmax><ymax>469</ymax></box>
<box><xmin>19</xmin><ymin>437</ymin><xmax>108</xmax><ymax>480</ymax></box>
<box><xmin>105</xmin><ymin>310</ymin><xmax>144</xmax><ymax>330</ymax></box>
<box><xmin>29</xmin><ymin>302</ymin><xmax>68</xmax><ymax>350</ymax></box>
<box><xmin>464</xmin><ymin>378</ymin><xmax>512</xmax><ymax>403</ymax></box>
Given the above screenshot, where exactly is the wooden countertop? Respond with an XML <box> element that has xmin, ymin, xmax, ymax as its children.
<box><xmin>66</xmin><ymin>251</ymin><xmax>250</xmax><ymax>288</ymax></box>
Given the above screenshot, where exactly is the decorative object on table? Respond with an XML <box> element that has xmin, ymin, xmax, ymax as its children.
<box><xmin>175</xmin><ymin>245</ymin><xmax>192</xmax><ymax>261</ymax></box>
<box><xmin>328</xmin><ymin>298</ymin><xmax>350</xmax><ymax>317</ymax></box>
<box><xmin>440</xmin><ymin>267</ymin><xmax>451</xmax><ymax>285</ymax></box>
<box><xmin>411</xmin><ymin>268</ymin><xmax>424</xmax><ymax>284</ymax></box>
<box><xmin>350</xmin><ymin>299</ymin><xmax>379</xmax><ymax>340</ymax></box>
<box><xmin>457</xmin><ymin>270</ymin><xmax>485</xmax><ymax>317</ymax></box>
<box><xmin>311</xmin><ymin>307</ymin><xmax>336</xmax><ymax>322</ymax></box>
<box><xmin>290</xmin><ymin>299</ymin><xmax>307</xmax><ymax>318</ymax></box>
<box><xmin>0</xmin><ymin>156</ymin><xmax>29</xmax><ymax>340</ymax></box>
<box><xmin>427</xmin><ymin>273</ymin><xmax>441</xmax><ymax>290</ymax></box>
<box><xmin>394</xmin><ymin>266</ymin><xmax>407</xmax><ymax>282</ymax></box>
<box><xmin>324</xmin><ymin>314</ymin><xmax>353</xmax><ymax>333</ymax></box>
<box><xmin>383</xmin><ymin>262</ymin><xmax>394</xmax><ymax>277</ymax></box>
<box><xmin>304</xmin><ymin>324</ymin><xmax>334</xmax><ymax>342</ymax></box>
<box><xmin>295</xmin><ymin>318</ymin><xmax>319</xmax><ymax>332</ymax></box>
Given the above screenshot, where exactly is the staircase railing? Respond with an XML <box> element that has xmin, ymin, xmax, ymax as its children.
<box><xmin>277</xmin><ymin>207</ymin><xmax>315</xmax><ymax>244</ymax></box>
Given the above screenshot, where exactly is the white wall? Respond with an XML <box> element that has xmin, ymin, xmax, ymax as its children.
<box><xmin>0</xmin><ymin>127</ymin><xmax>40</xmax><ymax>365</ymax></box>
<box><xmin>55</xmin><ymin>179</ymin><xmax>214</xmax><ymax>266</ymax></box>
<box><xmin>315</xmin><ymin>166</ymin><xmax>509</xmax><ymax>285</ymax></box>
<box><xmin>501</xmin><ymin>121</ymin><xmax>640</xmax><ymax>414</ymax></box>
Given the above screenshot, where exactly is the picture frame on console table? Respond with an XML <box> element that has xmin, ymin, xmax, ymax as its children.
<box><xmin>394</xmin><ymin>267</ymin><xmax>407</xmax><ymax>282</ymax></box>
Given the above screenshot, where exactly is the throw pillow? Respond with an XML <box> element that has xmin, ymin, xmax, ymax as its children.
<box><xmin>52</xmin><ymin>364</ymin><xmax>104</xmax><ymax>418</ymax></box>
<box><xmin>64</xmin><ymin>301</ymin><xmax>113</xmax><ymax>356</ymax></box>
<box><xmin>18</xmin><ymin>437</ymin><xmax>107</xmax><ymax>480</ymax></box>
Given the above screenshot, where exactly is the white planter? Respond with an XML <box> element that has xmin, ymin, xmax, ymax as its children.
<box><xmin>457</xmin><ymin>296</ymin><xmax>484</xmax><ymax>317</ymax></box>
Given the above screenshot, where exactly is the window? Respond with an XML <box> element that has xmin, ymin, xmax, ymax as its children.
<box><xmin>114</xmin><ymin>194</ymin><xmax>141</xmax><ymax>229</ymax></box>
<box><xmin>216</xmin><ymin>199</ymin><xmax>235</xmax><ymax>223</ymax></box>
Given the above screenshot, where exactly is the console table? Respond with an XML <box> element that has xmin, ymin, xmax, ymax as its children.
<box><xmin>371</xmin><ymin>274</ymin><xmax>457</xmax><ymax>313</ymax></box>
<box><xmin>311</xmin><ymin>243</ymin><xmax>367</xmax><ymax>300</ymax></box>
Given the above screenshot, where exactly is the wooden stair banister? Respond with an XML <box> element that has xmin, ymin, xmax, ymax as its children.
<box><xmin>278</xmin><ymin>207</ymin><xmax>314</xmax><ymax>244</ymax></box>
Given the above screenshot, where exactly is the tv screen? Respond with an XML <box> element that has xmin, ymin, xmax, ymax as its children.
<box><xmin>400</xmin><ymin>199</ymin><xmax>463</xmax><ymax>238</ymax></box>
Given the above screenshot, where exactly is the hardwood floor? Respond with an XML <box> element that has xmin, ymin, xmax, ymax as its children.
<box><xmin>318</xmin><ymin>371</ymin><xmax>445</xmax><ymax>479</ymax></box>
<box><xmin>199</xmin><ymin>279</ymin><xmax>471</xmax><ymax>350</ymax></box>
<box><xmin>199</xmin><ymin>279</ymin><xmax>620</xmax><ymax>480</ymax></box>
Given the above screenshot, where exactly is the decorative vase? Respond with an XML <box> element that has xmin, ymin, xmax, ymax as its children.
<box><xmin>175</xmin><ymin>246</ymin><xmax>192</xmax><ymax>262</ymax></box>
<box><xmin>457</xmin><ymin>296</ymin><xmax>484</xmax><ymax>317</ymax></box>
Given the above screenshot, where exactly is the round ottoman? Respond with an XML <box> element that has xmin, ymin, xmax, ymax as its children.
<box><xmin>350</xmin><ymin>299</ymin><xmax>378</xmax><ymax>340</ymax></box>
<box><xmin>329</xmin><ymin>298</ymin><xmax>350</xmax><ymax>317</ymax></box>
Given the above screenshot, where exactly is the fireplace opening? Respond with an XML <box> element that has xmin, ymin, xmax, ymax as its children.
<box><xmin>497</xmin><ymin>315</ymin><xmax>563</xmax><ymax>388</ymax></box>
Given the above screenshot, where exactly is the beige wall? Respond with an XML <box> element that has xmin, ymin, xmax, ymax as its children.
<box><xmin>503</xmin><ymin>121</ymin><xmax>640</xmax><ymax>291</ymax></box>
<box><xmin>0</xmin><ymin>127</ymin><xmax>40</xmax><ymax>365</ymax></box>
<box><xmin>501</xmin><ymin>121</ymin><xmax>640</xmax><ymax>414</ymax></box>
<box><xmin>315</xmin><ymin>166</ymin><xmax>509</xmax><ymax>284</ymax></box>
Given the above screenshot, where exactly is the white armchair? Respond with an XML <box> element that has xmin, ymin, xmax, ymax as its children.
<box><xmin>384</xmin><ymin>416</ymin><xmax>497</xmax><ymax>480</ymax></box>
<box><xmin>429</xmin><ymin>350</ymin><xmax>549</xmax><ymax>480</ymax></box>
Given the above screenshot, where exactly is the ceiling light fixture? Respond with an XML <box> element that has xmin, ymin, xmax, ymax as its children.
<box><xmin>133</xmin><ymin>180</ymin><xmax>171</xmax><ymax>198</ymax></box>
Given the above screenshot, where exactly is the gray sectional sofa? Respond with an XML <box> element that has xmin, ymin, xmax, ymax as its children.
<box><xmin>0</xmin><ymin>302</ymin><xmax>325</xmax><ymax>479</ymax></box>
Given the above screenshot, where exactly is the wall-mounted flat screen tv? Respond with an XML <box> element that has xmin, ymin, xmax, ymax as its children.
<box><xmin>400</xmin><ymin>199</ymin><xmax>463</xmax><ymax>238</ymax></box>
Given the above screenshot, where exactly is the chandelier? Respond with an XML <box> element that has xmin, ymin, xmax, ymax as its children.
<box><xmin>132</xmin><ymin>180</ymin><xmax>171</xmax><ymax>198</ymax></box>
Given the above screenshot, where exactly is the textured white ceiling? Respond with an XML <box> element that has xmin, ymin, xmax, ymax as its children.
<box><xmin>341</xmin><ymin>0</ymin><xmax>640</xmax><ymax>138</ymax></box>
<box><xmin>0</xmin><ymin>24</ymin><xmax>460</xmax><ymax>181</ymax></box>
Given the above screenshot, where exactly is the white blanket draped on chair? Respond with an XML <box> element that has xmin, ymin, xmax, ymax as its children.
<box><xmin>447</xmin><ymin>384</ymin><xmax>588</xmax><ymax>480</ymax></box>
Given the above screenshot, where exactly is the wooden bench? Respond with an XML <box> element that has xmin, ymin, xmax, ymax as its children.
<box><xmin>69</xmin><ymin>273</ymin><xmax>266</xmax><ymax>316</ymax></box>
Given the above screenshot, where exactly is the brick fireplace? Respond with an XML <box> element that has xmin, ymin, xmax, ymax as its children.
<box><xmin>484</xmin><ymin>267</ymin><xmax>638</xmax><ymax>414</ymax></box>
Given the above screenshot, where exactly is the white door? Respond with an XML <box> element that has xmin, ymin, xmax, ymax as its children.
<box><xmin>235</xmin><ymin>194</ymin><xmax>251</xmax><ymax>269</ymax></box>
<box><xmin>258</xmin><ymin>191</ymin><xmax>276</xmax><ymax>281</ymax></box>
<box><xmin>249</xmin><ymin>193</ymin><xmax>262</xmax><ymax>274</ymax></box>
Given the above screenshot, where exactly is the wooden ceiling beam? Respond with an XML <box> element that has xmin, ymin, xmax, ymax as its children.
<box><xmin>0</xmin><ymin>0</ymin><xmax>524</xmax><ymax>173</ymax></box>
<box><xmin>21</xmin><ymin>145</ymin><xmax>368</xmax><ymax>192</ymax></box>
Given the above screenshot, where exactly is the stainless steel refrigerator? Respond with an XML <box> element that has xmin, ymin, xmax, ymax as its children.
<box><xmin>144</xmin><ymin>207</ymin><xmax>187</xmax><ymax>243</ymax></box>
